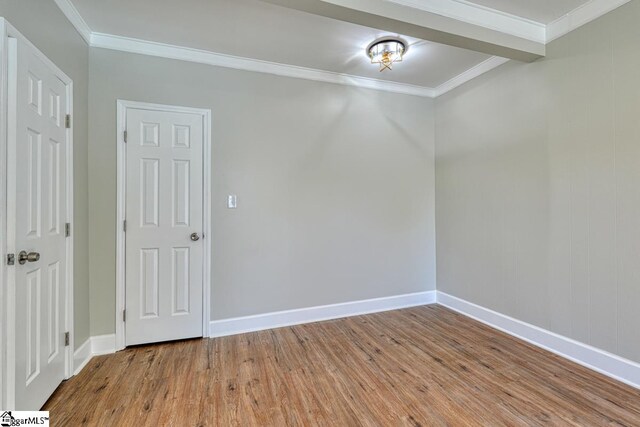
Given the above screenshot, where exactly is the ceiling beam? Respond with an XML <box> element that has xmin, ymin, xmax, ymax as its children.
<box><xmin>260</xmin><ymin>0</ymin><xmax>545</xmax><ymax>62</ymax></box>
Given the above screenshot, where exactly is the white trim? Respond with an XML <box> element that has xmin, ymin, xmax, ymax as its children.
<box><xmin>547</xmin><ymin>0</ymin><xmax>632</xmax><ymax>42</ymax></box>
<box><xmin>52</xmin><ymin>0</ymin><xmax>91</xmax><ymax>44</ymax></box>
<box><xmin>91</xmin><ymin>334</ymin><xmax>117</xmax><ymax>356</ymax></box>
<box><xmin>4</xmin><ymin>28</ymin><xmax>15</xmax><ymax>412</ymax></box>
<box><xmin>50</xmin><ymin>0</ymin><xmax>443</xmax><ymax>98</ymax></box>
<box><xmin>342</xmin><ymin>0</ymin><xmax>629</xmax><ymax>45</ymax></box>
<box><xmin>72</xmin><ymin>335</ymin><xmax>116</xmax><ymax>376</ymax></box>
<box><xmin>73</xmin><ymin>339</ymin><xmax>91</xmax><ymax>375</ymax></box>
<box><xmin>89</xmin><ymin>33</ymin><xmax>517</xmax><ymax>98</ymax></box>
<box><xmin>51</xmin><ymin>0</ymin><xmax>547</xmax><ymax>48</ymax></box>
<box><xmin>202</xmin><ymin>107</ymin><xmax>212</xmax><ymax>338</ymax></box>
<box><xmin>115</xmin><ymin>101</ymin><xmax>126</xmax><ymax>351</ymax></box>
<box><xmin>92</xmin><ymin>33</ymin><xmax>436</xmax><ymax>98</ymax></box>
<box><xmin>65</xmin><ymin>79</ymin><xmax>75</xmax><ymax>381</ymax></box>
<box><xmin>70</xmin><ymin>292</ymin><xmax>640</xmax><ymax>396</ymax></box>
<box><xmin>437</xmin><ymin>292</ymin><xmax>640</xmax><ymax>390</ymax></box>
<box><xmin>210</xmin><ymin>291</ymin><xmax>437</xmax><ymax>338</ymax></box>
<box><xmin>116</xmin><ymin>100</ymin><xmax>212</xmax><ymax>350</ymax></box>
<box><xmin>72</xmin><ymin>293</ymin><xmax>435</xmax><ymax>375</ymax></box>
<box><xmin>53</xmin><ymin>0</ymin><xmax>632</xmax><ymax>49</ymax></box>
<box><xmin>433</xmin><ymin>56</ymin><xmax>510</xmax><ymax>96</ymax></box>
<box><xmin>390</xmin><ymin>0</ymin><xmax>546</xmax><ymax>43</ymax></box>
<box><xmin>51</xmin><ymin>0</ymin><xmax>631</xmax><ymax>101</ymax></box>
<box><xmin>0</xmin><ymin>17</ymin><xmax>7</xmax><ymax>409</ymax></box>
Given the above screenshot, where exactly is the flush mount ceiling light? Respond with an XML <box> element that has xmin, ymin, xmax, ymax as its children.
<box><xmin>367</xmin><ymin>37</ymin><xmax>407</xmax><ymax>72</ymax></box>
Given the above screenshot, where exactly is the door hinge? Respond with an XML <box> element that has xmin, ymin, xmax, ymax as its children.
<box><xmin>123</xmin><ymin>220</ymin><xmax>127</xmax><ymax>232</ymax></box>
<box><xmin>123</xmin><ymin>130</ymin><xmax>128</xmax><ymax>143</ymax></box>
<box><xmin>65</xmin><ymin>114</ymin><xmax>71</xmax><ymax>129</ymax></box>
<box><xmin>7</xmin><ymin>253</ymin><xmax>15</xmax><ymax>266</ymax></box>
<box><xmin>64</xmin><ymin>332</ymin><xmax>70</xmax><ymax>347</ymax></box>
<box><xmin>65</xmin><ymin>223</ymin><xmax>71</xmax><ymax>237</ymax></box>
<box><xmin>123</xmin><ymin>310</ymin><xmax>126</xmax><ymax>322</ymax></box>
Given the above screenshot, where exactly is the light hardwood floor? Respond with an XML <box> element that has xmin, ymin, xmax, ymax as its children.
<box><xmin>44</xmin><ymin>305</ymin><xmax>640</xmax><ymax>426</ymax></box>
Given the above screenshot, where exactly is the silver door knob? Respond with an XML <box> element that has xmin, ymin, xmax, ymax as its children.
<box><xmin>190</xmin><ymin>233</ymin><xmax>200</xmax><ymax>241</ymax></box>
<box><xmin>18</xmin><ymin>250</ymin><xmax>40</xmax><ymax>265</ymax></box>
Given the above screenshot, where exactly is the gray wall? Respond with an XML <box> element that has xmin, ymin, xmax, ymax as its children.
<box><xmin>0</xmin><ymin>0</ymin><xmax>90</xmax><ymax>349</ymax></box>
<box><xmin>435</xmin><ymin>1</ymin><xmax>640</xmax><ymax>363</ymax></box>
<box><xmin>89</xmin><ymin>48</ymin><xmax>436</xmax><ymax>335</ymax></box>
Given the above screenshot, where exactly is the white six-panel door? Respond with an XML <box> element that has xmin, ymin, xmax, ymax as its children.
<box><xmin>10</xmin><ymin>35</ymin><xmax>69</xmax><ymax>410</ymax></box>
<box><xmin>124</xmin><ymin>108</ymin><xmax>204</xmax><ymax>346</ymax></box>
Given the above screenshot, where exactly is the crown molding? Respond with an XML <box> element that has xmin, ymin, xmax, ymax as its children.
<box><xmin>389</xmin><ymin>0</ymin><xmax>545</xmax><ymax>43</ymax></box>
<box><xmin>53</xmin><ymin>0</ymin><xmax>91</xmax><ymax>44</ymax></box>
<box><xmin>546</xmin><ymin>0</ymin><xmax>632</xmax><ymax>42</ymax></box>
<box><xmin>393</xmin><ymin>0</ymin><xmax>631</xmax><ymax>44</ymax></box>
<box><xmin>91</xmin><ymin>33</ymin><xmax>437</xmax><ymax>98</ymax></box>
<box><xmin>52</xmin><ymin>0</ymin><xmax>631</xmax><ymax>99</ymax></box>
<box><xmin>433</xmin><ymin>56</ymin><xmax>510</xmax><ymax>97</ymax></box>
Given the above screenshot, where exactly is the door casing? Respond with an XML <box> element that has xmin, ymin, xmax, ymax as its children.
<box><xmin>115</xmin><ymin>100</ymin><xmax>212</xmax><ymax>351</ymax></box>
<box><xmin>0</xmin><ymin>18</ymin><xmax>75</xmax><ymax>409</ymax></box>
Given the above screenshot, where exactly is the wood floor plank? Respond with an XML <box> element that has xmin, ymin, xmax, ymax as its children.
<box><xmin>44</xmin><ymin>306</ymin><xmax>640</xmax><ymax>426</ymax></box>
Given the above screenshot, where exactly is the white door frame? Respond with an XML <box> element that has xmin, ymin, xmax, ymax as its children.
<box><xmin>0</xmin><ymin>18</ymin><xmax>75</xmax><ymax>409</ymax></box>
<box><xmin>115</xmin><ymin>100</ymin><xmax>211</xmax><ymax>351</ymax></box>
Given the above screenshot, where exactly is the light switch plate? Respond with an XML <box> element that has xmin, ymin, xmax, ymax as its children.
<box><xmin>227</xmin><ymin>194</ymin><xmax>237</xmax><ymax>209</ymax></box>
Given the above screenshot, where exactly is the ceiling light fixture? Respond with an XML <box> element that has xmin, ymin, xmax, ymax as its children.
<box><xmin>367</xmin><ymin>37</ymin><xmax>407</xmax><ymax>72</ymax></box>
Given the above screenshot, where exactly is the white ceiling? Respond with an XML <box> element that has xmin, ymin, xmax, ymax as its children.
<box><xmin>71</xmin><ymin>0</ymin><xmax>491</xmax><ymax>88</ymax></box>
<box><xmin>465</xmin><ymin>0</ymin><xmax>590</xmax><ymax>24</ymax></box>
<box><xmin>65</xmin><ymin>0</ymin><xmax>615</xmax><ymax>94</ymax></box>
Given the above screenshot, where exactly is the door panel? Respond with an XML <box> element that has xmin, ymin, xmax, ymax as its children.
<box><xmin>12</xmin><ymin>36</ymin><xmax>68</xmax><ymax>410</ymax></box>
<box><xmin>125</xmin><ymin>108</ymin><xmax>204</xmax><ymax>346</ymax></box>
<box><xmin>172</xmin><ymin>247</ymin><xmax>190</xmax><ymax>315</ymax></box>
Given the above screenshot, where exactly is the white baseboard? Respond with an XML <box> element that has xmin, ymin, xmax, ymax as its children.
<box><xmin>210</xmin><ymin>291</ymin><xmax>437</xmax><ymax>338</ymax></box>
<box><xmin>437</xmin><ymin>292</ymin><xmax>640</xmax><ymax>390</ymax></box>
<box><xmin>73</xmin><ymin>338</ymin><xmax>92</xmax><ymax>375</ymax></box>
<box><xmin>72</xmin><ymin>293</ymin><xmax>435</xmax><ymax>375</ymax></box>
<box><xmin>91</xmin><ymin>334</ymin><xmax>116</xmax><ymax>356</ymax></box>
<box><xmin>72</xmin><ymin>334</ymin><xmax>117</xmax><ymax>376</ymax></box>
<box><xmin>74</xmin><ymin>293</ymin><xmax>640</xmax><ymax>391</ymax></box>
